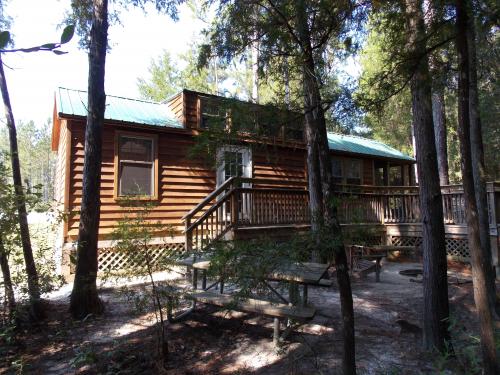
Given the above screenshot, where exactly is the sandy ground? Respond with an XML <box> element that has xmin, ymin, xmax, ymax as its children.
<box><xmin>0</xmin><ymin>260</ymin><xmax>482</xmax><ymax>375</ymax></box>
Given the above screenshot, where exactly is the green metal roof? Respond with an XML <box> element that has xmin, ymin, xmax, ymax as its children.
<box><xmin>56</xmin><ymin>87</ymin><xmax>183</xmax><ymax>129</ymax></box>
<box><xmin>328</xmin><ymin>133</ymin><xmax>414</xmax><ymax>162</ymax></box>
<box><xmin>56</xmin><ymin>88</ymin><xmax>412</xmax><ymax>161</ymax></box>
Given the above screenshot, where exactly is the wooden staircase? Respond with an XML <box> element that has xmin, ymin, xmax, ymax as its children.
<box><xmin>182</xmin><ymin>177</ymin><xmax>310</xmax><ymax>252</ymax></box>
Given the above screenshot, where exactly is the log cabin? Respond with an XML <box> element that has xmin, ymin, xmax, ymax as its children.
<box><xmin>51</xmin><ymin>87</ymin><xmax>500</xmax><ymax>277</ymax></box>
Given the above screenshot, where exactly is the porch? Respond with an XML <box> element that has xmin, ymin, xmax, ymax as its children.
<box><xmin>183</xmin><ymin>178</ymin><xmax>500</xmax><ymax>270</ymax></box>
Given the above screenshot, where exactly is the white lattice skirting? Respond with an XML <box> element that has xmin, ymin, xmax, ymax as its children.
<box><xmin>390</xmin><ymin>235</ymin><xmax>470</xmax><ymax>261</ymax></box>
<box><xmin>97</xmin><ymin>242</ymin><xmax>186</xmax><ymax>273</ymax></box>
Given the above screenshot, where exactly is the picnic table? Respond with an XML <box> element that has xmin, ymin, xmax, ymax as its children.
<box><xmin>170</xmin><ymin>254</ymin><xmax>331</xmax><ymax>344</ymax></box>
<box><xmin>192</xmin><ymin>258</ymin><xmax>330</xmax><ymax>306</ymax></box>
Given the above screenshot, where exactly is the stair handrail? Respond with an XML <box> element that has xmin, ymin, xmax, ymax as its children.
<box><xmin>182</xmin><ymin>176</ymin><xmax>237</xmax><ymax>222</ymax></box>
<box><xmin>185</xmin><ymin>189</ymin><xmax>235</xmax><ymax>234</ymax></box>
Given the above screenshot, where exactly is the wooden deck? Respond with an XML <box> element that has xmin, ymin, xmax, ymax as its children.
<box><xmin>183</xmin><ymin>178</ymin><xmax>500</xmax><ymax>268</ymax></box>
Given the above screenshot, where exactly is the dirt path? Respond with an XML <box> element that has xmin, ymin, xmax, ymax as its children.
<box><xmin>1</xmin><ymin>261</ymin><xmax>481</xmax><ymax>374</ymax></box>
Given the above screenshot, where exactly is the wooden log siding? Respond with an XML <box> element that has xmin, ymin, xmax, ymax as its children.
<box><xmin>65</xmin><ymin>120</ymin><xmax>309</xmax><ymax>242</ymax></box>
<box><xmin>184</xmin><ymin>91</ymin><xmax>199</xmax><ymax>129</ymax></box>
<box><xmin>253</xmin><ymin>147</ymin><xmax>307</xmax><ymax>189</ymax></box>
<box><xmin>166</xmin><ymin>93</ymin><xmax>184</xmax><ymax>126</ymax></box>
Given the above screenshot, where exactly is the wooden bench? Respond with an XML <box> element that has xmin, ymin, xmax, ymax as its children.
<box><xmin>347</xmin><ymin>245</ymin><xmax>385</xmax><ymax>282</ymax></box>
<box><xmin>167</xmin><ymin>289</ymin><xmax>315</xmax><ymax>344</ymax></box>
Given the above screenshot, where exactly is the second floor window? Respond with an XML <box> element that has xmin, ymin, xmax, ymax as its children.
<box><xmin>200</xmin><ymin>97</ymin><xmax>226</xmax><ymax>129</ymax></box>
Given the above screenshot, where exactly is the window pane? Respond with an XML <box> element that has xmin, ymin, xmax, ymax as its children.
<box><xmin>346</xmin><ymin>159</ymin><xmax>361</xmax><ymax>179</ymax></box>
<box><xmin>389</xmin><ymin>166</ymin><xmax>403</xmax><ymax>186</ymax></box>
<box><xmin>332</xmin><ymin>158</ymin><xmax>342</xmax><ymax>177</ymax></box>
<box><xmin>119</xmin><ymin>137</ymin><xmax>153</xmax><ymax>162</ymax></box>
<box><xmin>120</xmin><ymin>162</ymin><xmax>153</xmax><ymax>196</ymax></box>
<box><xmin>224</xmin><ymin>151</ymin><xmax>243</xmax><ymax>180</ymax></box>
<box><xmin>201</xmin><ymin>97</ymin><xmax>226</xmax><ymax>129</ymax></box>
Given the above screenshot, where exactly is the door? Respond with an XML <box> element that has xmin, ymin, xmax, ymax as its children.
<box><xmin>216</xmin><ymin>145</ymin><xmax>252</xmax><ymax>187</ymax></box>
<box><xmin>216</xmin><ymin>146</ymin><xmax>252</xmax><ymax>221</ymax></box>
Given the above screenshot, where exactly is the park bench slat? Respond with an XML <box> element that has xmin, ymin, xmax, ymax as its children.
<box><xmin>187</xmin><ymin>290</ymin><xmax>316</xmax><ymax>321</ymax></box>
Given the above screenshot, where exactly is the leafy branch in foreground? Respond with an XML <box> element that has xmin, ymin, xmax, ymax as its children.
<box><xmin>0</xmin><ymin>25</ymin><xmax>75</xmax><ymax>54</ymax></box>
<box><xmin>110</xmin><ymin>198</ymin><xmax>178</xmax><ymax>368</ymax></box>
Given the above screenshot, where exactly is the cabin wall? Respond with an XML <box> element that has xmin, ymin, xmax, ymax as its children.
<box><xmin>183</xmin><ymin>91</ymin><xmax>198</xmax><ymax>129</ymax></box>
<box><xmin>54</xmin><ymin>120</ymin><xmax>69</xmax><ymax>205</ymax></box>
<box><xmin>65</xmin><ymin>121</ymin><xmax>308</xmax><ymax>243</ymax></box>
<box><xmin>55</xmin><ymin>120</ymin><xmax>70</xmax><ymax>240</ymax></box>
<box><xmin>253</xmin><ymin>146</ymin><xmax>307</xmax><ymax>188</ymax></box>
<box><xmin>166</xmin><ymin>93</ymin><xmax>184</xmax><ymax>126</ymax></box>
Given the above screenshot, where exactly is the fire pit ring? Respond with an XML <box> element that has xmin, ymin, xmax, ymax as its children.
<box><xmin>399</xmin><ymin>269</ymin><xmax>423</xmax><ymax>277</ymax></box>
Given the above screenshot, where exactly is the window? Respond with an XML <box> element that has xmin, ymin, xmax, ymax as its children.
<box><xmin>332</xmin><ymin>158</ymin><xmax>343</xmax><ymax>184</ymax></box>
<box><xmin>389</xmin><ymin>165</ymin><xmax>403</xmax><ymax>186</ymax></box>
<box><xmin>285</xmin><ymin>120</ymin><xmax>304</xmax><ymax>141</ymax></box>
<box><xmin>345</xmin><ymin>159</ymin><xmax>362</xmax><ymax>185</ymax></box>
<box><xmin>200</xmin><ymin>96</ymin><xmax>226</xmax><ymax>129</ymax></box>
<box><xmin>115</xmin><ymin>133</ymin><xmax>158</xmax><ymax>199</ymax></box>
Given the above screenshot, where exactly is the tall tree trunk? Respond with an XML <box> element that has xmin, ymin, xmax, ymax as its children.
<box><xmin>0</xmin><ymin>53</ymin><xmax>44</xmax><ymax>321</ymax></box>
<box><xmin>0</xmin><ymin>236</ymin><xmax>16</xmax><ymax>318</ymax></box>
<box><xmin>251</xmin><ymin>40</ymin><xmax>259</xmax><ymax>103</ymax></box>
<box><xmin>432</xmin><ymin>88</ymin><xmax>449</xmax><ymax>185</ymax></box>
<box><xmin>70</xmin><ymin>0</ymin><xmax>108</xmax><ymax>319</ymax></box>
<box><xmin>284</xmin><ymin>56</ymin><xmax>290</xmax><ymax>108</ymax></box>
<box><xmin>467</xmin><ymin>11</ymin><xmax>498</xmax><ymax>317</ymax></box>
<box><xmin>455</xmin><ymin>1</ymin><xmax>498</xmax><ymax>372</ymax></box>
<box><xmin>428</xmin><ymin>0</ymin><xmax>450</xmax><ymax>186</ymax></box>
<box><xmin>296</xmin><ymin>2</ymin><xmax>355</xmax><ymax>373</ymax></box>
<box><xmin>404</xmin><ymin>0</ymin><xmax>450</xmax><ymax>352</ymax></box>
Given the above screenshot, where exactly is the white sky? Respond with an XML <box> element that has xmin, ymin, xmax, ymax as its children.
<box><xmin>3</xmin><ymin>0</ymin><xmax>206</xmax><ymax>125</ymax></box>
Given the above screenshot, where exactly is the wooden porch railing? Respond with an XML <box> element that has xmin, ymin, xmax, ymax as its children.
<box><xmin>183</xmin><ymin>180</ymin><xmax>500</xmax><ymax>252</ymax></box>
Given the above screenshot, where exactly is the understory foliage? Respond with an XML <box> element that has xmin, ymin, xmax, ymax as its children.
<box><xmin>0</xmin><ymin>155</ymin><xmax>63</xmax><ymax>322</ymax></box>
<box><xmin>109</xmin><ymin>199</ymin><xmax>180</xmax><ymax>367</ymax></box>
<box><xmin>0</xmin><ymin>120</ymin><xmax>55</xmax><ymax>202</ymax></box>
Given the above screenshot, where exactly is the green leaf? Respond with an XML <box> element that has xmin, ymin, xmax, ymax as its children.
<box><xmin>60</xmin><ymin>24</ymin><xmax>75</xmax><ymax>44</ymax></box>
<box><xmin>0</xmin><ymin>31</ymin><xmax>11</xmax><ymax>49</ymax></box>
<box><xmin>41</xmin><ymin>43</ymin><xmax>57</xmax><ymax>50</ymax></box>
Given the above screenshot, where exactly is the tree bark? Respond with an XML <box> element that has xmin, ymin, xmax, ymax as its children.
<box><xmin>69</xmin><ymin>0</ymin><xmax>108</xmax><ymax>319</ymax></box>
<box><xmin>0</xmin><ymin>53</ymin><xmax>44</xmax><ymax>321</ymax></box>
<box><xmin>296</xmin><ymin>2</ymin><xmax>355</xmax><ymax>373</ymax></box>
<box><xmin>428</xmin><ymin>0</ymin><xmax>449</xmax><ymax>186</ymax></box>
<box><xmin>432</xmin><ymin>88</ymin><xmax>449</xmax><ymax>186</ymax></box>
<box><xmin>404</xmin><ymin>0</ymin><xmax>450</xmax><ymax>352</ymax></box>
<box><xmin>455</xmin><ymin>1</ymin><xmax>498</xmax><ymax>372</ymax></box>
<box><xmin>467</xmin><ymin>11</ymin><xmax>498</xmax><ymax>317</ymax></box>
<box><xmin>0</xmin><ymin>236</ymin><xmax>16</xmax><ymax>318</ymax></box>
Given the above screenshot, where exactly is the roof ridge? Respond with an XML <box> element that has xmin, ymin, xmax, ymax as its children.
<box><xmin>57</xmin><ymin>87</ymin><xmax>164</xmax><ymax>106</ymax></box>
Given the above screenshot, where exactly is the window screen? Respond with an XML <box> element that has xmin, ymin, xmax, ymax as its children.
<box><xmin>345</xmin><ymin>159</ymin><xmax>362</xmax><ymax>185</ymax></box>
<box><xmin>332</xmin><ymin>158</ymin><xmax>343</xmax><ymax>184</ymax></box>
<box><xmin>118</xmin><ymin>136</ymin><xmax>155</xmax><ymax>197</ymax></box>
